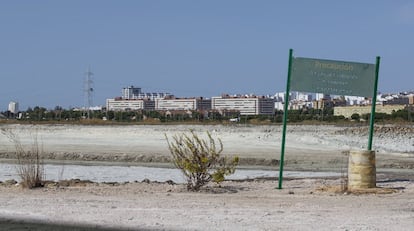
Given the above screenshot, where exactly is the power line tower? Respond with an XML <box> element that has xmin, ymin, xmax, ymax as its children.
<box><xmin>84</xmin><ymin>66</ymin><xmax>94</xmax><ymax>119</ymax></box>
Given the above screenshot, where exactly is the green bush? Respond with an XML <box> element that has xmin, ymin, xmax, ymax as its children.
<box><xmin>351</xmin><ymin>113</ymin><xmax>360</xmax><ymax>121</ymax></box>
<box><xmin>165</xmin><ymin>130</ymin><xmax>239</xmax><ymax>191</ymax></box>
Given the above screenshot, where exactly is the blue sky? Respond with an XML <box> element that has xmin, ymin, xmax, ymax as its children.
<box><xmin>1</xmin><ymin>0</ymin><xmax>413</xmax><ymax>110</ymax></box>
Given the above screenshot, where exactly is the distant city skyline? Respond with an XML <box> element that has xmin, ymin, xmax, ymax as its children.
<box><xmin>1</xmin><ymin>1</ymin><xmax>414</xmax><ymax>110</ymax></box>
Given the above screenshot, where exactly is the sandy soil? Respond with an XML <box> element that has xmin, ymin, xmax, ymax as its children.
<box><xmin>0</xmin><ymin>178</ymin><xmax>413</xmax><ymax>230</ymax></box>
<box><xmin>0</xmin><ymin>124</ymin><xmax>413</xmax><ymax>230</ymax></box>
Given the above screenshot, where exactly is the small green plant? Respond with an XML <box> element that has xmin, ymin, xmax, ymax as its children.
<box><xmin>351</xmin><ymin>113</ymin><xmax>360</xmax><ymax>121</ymax></box>
<box><xmin>1</xmin><ymin>128</ymin><xmax>45</xmax><ymax>188</ymax></box>
<box><xmin>165</xmin><ymin>130</ymin><xmax>239</xmax><ymax>191</ymax></box>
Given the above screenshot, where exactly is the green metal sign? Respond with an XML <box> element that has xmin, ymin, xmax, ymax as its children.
<box><xmin>290</xmin><ymin>57</ymin><xmax>376</xmax><ymax>97</ymax></box>
<box><xmin>278</xmin><ymin>50</ymin><xmax>380</xmax><ymax>190</ymax></box>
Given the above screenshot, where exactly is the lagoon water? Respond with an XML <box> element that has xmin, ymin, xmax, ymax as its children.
<box><xmin>0</xmin><ymin>163</ymin><xmax>341</xmax><ymax>183</ymax></box>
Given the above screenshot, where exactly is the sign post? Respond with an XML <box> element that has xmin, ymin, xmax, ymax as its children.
<box><xmin>368</xmin><ymin>57</ymin><xmax>381</xmax><ymax>150</ymax></box>
<box><xmin>278</xmin><ymin>50</ymin><xmax>380</xmax><ymax>189</ymax></box>
<box><xmin>278</xmin><ymin>49</ymin><xmax>293</xmax><ymax>189</ymax></box>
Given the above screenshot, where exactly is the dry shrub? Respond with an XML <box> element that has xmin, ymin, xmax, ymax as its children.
<box><xmin>1</xmin><ymin>128</ymin><xmax>45</xmax><ymax>188</ymax></box>
<box><xmin>165</xmin><ymin>130</ymin><xmax>239</xmax><ymax>191</ymax></box>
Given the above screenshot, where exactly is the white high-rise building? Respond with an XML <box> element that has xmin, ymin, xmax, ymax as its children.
<box><xmin>122</xmin><ymin>86</ymin><xmax>171</xmax><ymax>100</ymax></box>
<box><xmin>122</xmin><ymin>86</ymin><xmax>142</xmax><ymax>99</ymax></box>
<box><xmin>8</xmin><ymin>101</ymin><xmax>19</xmax><ymax>114</ymax></box>
<box><xmin>315</xmin><ymin>93</ymin><xmax>325</xmax><ymax>100</ymax></box>
<box><xmin>292</xmin><ymin>92</ymin><xmax>312</xmax><ymax>101</ymax></box>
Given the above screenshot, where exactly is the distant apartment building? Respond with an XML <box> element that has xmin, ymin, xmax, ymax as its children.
<box><xmin>334</xmin><ymin>105</ymin><xmax>405</xmax><ymax>118</ymax></box>
<box><xmin>196</xmin><ymin>98</ymin><xmax>212</xmax><ymax>111</ymax></box>
<box><xmin>8</xmin><ymin>101</ymin><xmax>19</xmax><ymax>114</ymax></box>
<box><xmin>332</xmin><ymin>93</ymin><xmax>414</xmax><ymax>118</ymax></box>
<box><xmin>274</xmin><ymin>102</ymin><xmax>284</xmax><ymax>111</ymax></box>
<box><xmin>382</xmin><ymin>95</ymin><xmax>412</xmax><ymax>105</ymax></box>
<box><xmin>292</xmin><ymin>92</ymin><xmax>313</xmax><ymax>101</ymax></box>
<box><xmin>106</xmin><ymin>98</ymin><xmax>144</xmax><ymax>111</ymax></box>
<box><xmin>258</xmin><ymin>98</ymin><xmax>276</xmax><ymax>115</ymax></box>
<box><xmin>155</xmin><ymin>97</ymin><xmax>199</xmax><ymax>111</ymax></box>
<box><xmin>143</xmin><ymin>99</ymin><xmax>155</xmax><ymax>111</ymax></box>
<box><xmin>122</xmin><ymin>86</ymin><xmax>142</xmax><ymax>99</ymax></box>
<box><xmin>109</xmin><ymin>87</ymin><xmax>414</xmax><ymax>114</ymax></box>
<box><xmin>122</xmin><ymin>86</ymin><xmax>171</xmax><ymax>100</ymax></box>
<box><xmin>106</xmin><ymin>86</ymin><xmax>174</xmax><ymax>111</ymax></box>
<box><xmin>212</xmin><ymin>95</ymin><xmax>274</xmax><ymax>115</ymax></box>
<box><xmin>157</xmin><ymin>97</ymin><xmax>211</xmax><ymax>111</ymax></box>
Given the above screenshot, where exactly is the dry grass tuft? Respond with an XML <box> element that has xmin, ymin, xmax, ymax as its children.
<box><xmin>1</xmin><ymin>128</ymin><xmax>45</xmax><ymax>189</ymax></box>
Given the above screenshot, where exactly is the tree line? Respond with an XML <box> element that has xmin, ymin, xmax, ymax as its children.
<box><xmin>2</xmin><ymin>106</ymin><xmax>413</xmax><ymax>124</ymax></box>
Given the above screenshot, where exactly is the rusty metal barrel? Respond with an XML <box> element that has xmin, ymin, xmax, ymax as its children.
<box><xmin>348</xmin><ymin>150</ymin><xmax>376</xmax><ymax>190</ymax></box>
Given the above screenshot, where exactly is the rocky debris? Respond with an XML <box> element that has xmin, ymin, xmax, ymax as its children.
<box><xmin>333</xmin><ymin>125</ymin><xmax>414</xmax><ymax>153</ymax></box>
<box><xmin>39</xmin><ymin>179</ymin><xmax>178</xmax><ymax>188</ymax></box>
<box><xmin>165</xmin><ymin>180</ymin><xmax>175</xmax><ymax>185</ymax></box>
<box><xmin>0</xmin><ymin>179</ymin><xmax>18</xmax><ymax>186</ymax></box>
<box><xmin>335</xmin><ymin>125</ymin><xmax>414</xmax><ymax>136</ymax></box>
<box><xmin>102</xmin><ymin>182</ymin><xmax>120</xmax><ymax>186</ymax></box>
<box><xmin>43</xmin><ymin>179</ymin><xmax>96</xmax><ymax>188</ymax></box>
